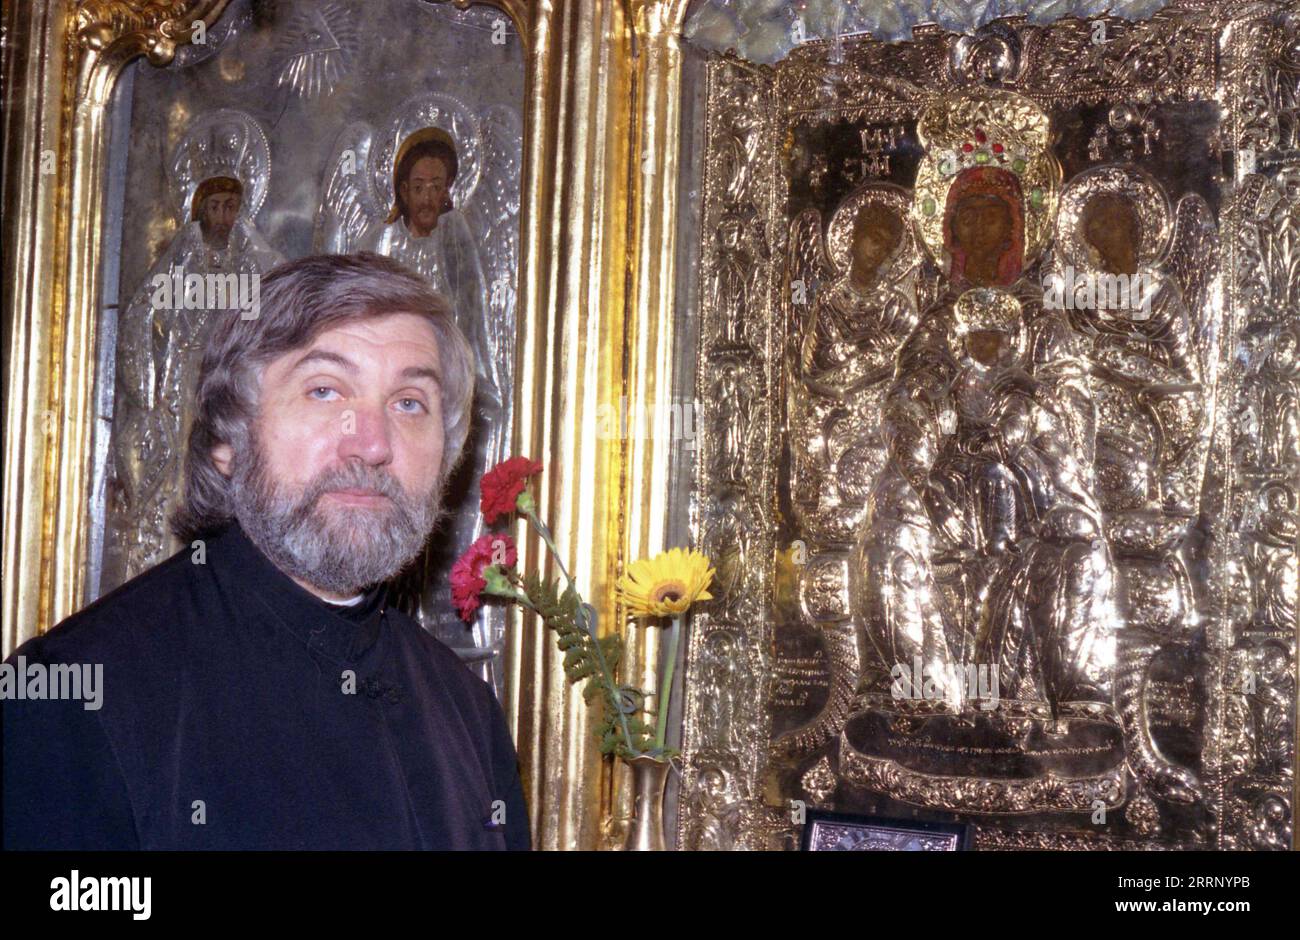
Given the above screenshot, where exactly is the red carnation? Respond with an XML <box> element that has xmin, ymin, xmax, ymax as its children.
<box><xmin>450</xmin><ymin>533</ymin><xmax>519</xmax><ymax>622</ymax></box>
<box><xmin>480</xmin><ymin>456</ymin><xmax>544</xmax><ymax>524</ymax></box>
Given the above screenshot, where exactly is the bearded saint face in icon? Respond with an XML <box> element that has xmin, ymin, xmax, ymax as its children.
<box><xmin>191</xmin><ymin>175</ymin><xmax>243</xmax><ymax>250</ymax></box>
<box><xmin>389</xmin><ymin>132</ymin><xmax>459</xmax><ymax>238</ymax></box>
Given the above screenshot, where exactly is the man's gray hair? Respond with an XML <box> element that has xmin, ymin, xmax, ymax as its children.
<box><xmin>171</xmin><ymin>252</ymin><xmax>475</xmax><ymax>542</ymax></box>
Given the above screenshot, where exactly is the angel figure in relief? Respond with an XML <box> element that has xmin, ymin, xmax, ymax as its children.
<box><xmin>105</xmin><ymin>109</ymin><xmax>283</xmax><ymax>591</ymax></box>
<box><xmin>314</xmin><ymin>94</ymin><xmax>521</xmax><ymax>686</ymax></box>
<box><xmin>785</xmin><ymin>183</ymin><xmax>925</xmax><ymax>546</ymax></box>
<box><xmin>1042</xmin><ymin>162</ymin><xmax>1222</xmax><ymax>804</ymax></box>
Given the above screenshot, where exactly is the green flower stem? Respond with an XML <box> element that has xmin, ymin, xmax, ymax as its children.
<box><xmin>523</xmin><ymin>507</ymin><xmax>640</xmax><ymax>758</ymax></box>
<box><xmin>502</xmin><ymin>575</ymin><xmax>542</xmax><ymax>617</ymax></box>
<box><xmin>525</xmin><ymin>508</ymin><xmax>575</xmax><ymax>587</ymax></box>
<box><xmin>653</xmin><ymin>615</ymin><xmax>682</xmax><ymax>752</ymax></box>
<box><xmin>511</xmin><ymin>590</ymin><xmax>540</xmax><ymax>615</ymax></box>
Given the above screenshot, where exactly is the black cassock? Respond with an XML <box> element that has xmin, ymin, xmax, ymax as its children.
<box><xmin>2</xmin><ymin>521</ymin><xmax>530</xmax><ymax>850</ymax></box>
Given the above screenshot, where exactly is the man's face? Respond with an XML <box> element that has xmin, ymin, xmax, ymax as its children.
<box><xmin>223</xmin><ymin>313</ymin><xmax>450</xmax><ymax>599</ymax></box>
<box><xmin>199</xmin><ymin>191</ymin><xmax>241</xmax><ymax>248</ymax></box>
<box><xmin>399</xmin><ymin>156</ymin><xmax>449</xmax><ymax>238</ymax></box>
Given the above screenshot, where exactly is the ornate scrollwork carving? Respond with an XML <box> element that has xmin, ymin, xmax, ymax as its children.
<box><xmin>841</xmin><ymin>744</ymin><xmax>1127</xmax><ymax>815</ymax></box>
<box><xmin>77</xmin><ymin>0</ymin><xmax>233</xmax><ymax>66</ymax></box>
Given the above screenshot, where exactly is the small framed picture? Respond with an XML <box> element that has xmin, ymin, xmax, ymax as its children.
<box><xmin>801</xmin><ymin>810</ymin><xmax>972</xmax><ymax>851</ymax></box>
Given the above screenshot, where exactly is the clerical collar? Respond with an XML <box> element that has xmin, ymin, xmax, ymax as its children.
<box><xmin>208</xmin><ymin>521</ymin><xmax>387</xmax><ymax>663</ymax></box>
<box><xmin>316</xmin><ymin>579</ymin><xmax>387</xmax><ymax>627</ymax></box>
<box><xmin>327</xmin><ymin>593</ymin><xmax>365</xmax><ymax>606</ymax></box>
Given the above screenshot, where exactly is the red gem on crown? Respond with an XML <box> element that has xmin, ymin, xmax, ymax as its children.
<box><xmin>992</xmin><ymin>142</ymin><xmax>1004</xmax><ymax>154</ymax></box>
<box><xmin>974</xmin><ymin>128</ymin><xmax>987</xmax><ymax>144</ymax></box>
<box><xmin>962</xmin><ymin>142</ymin><xmax>974</xmax><ymax>152</ymax></box>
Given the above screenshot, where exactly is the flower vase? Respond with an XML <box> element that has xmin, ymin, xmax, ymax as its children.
<box><xmin>622</xmin><ymin>755</ymin><xmax>672</xmax><ymax>851</ymax></box>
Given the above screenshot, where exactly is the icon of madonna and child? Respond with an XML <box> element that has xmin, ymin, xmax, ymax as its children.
<box><xmin>782</xmin><ymin>89</ymin><xmax>1217</xmax><ymax>811</ymax></box>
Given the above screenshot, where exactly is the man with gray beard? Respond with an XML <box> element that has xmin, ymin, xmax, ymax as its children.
<box><xmin>2</xmin><ymin>253</ymin><xmax>530</xmax><ymax>850</ymax></box>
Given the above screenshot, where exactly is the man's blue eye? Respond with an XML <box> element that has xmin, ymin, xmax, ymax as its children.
<box><xmin>309</xmin><ymin>387</ymin><xmax>339</xmax><ymax>401</ymax></box>
<box><xmin>396</xmin><ymin>398</ymin><xmax>426</xmax><ymax>414</ymax></box>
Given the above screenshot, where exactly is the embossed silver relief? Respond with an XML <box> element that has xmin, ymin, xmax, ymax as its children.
<box><xmin>830</xmin><ymin>90</ymin><xmax>1134</xmax><ymax>813</ymax></box>
<box><xmin>787</xmin><ymin>183</ymin><xmax>921</xmax><ymax>545</ymax></box>
<box><xmin>698</xmin><ymin>496</ymin><xmax>753</xmax><ymax>619</ymax></box>
<box><xmin>314</xmin><ymin>91</ymin><xmax>520</xmax><ymax>681</ymax></box>
<box><xmin>680</xmin><ymin>58</ymin><xmax>781</xmax><ymax>854</ymax></box>
<box><xmin>1046</xmin><ymin>161</ymin><xmax>1221</xmax><ymax>810</ymax></box>
<box><xmin>1221</xmin><ymin>164</ymin><xmax>1299</xmax><ymax>849</ymax></box>
<box><xmin>275</xmin><ymin>0</ymin><xmax>358</xmax><ymax>100</ymax></box>
<box><xmin>104</xmin><ymin>109</ymin><xmax>283</xmax><ymax>586</ymax></box>
<box><xmin>682</xmin><ymin>1</ymin><xmax>1298</xmax><ymax>851</ymax></box>
<box><xmin>709</xmin><ymin>361</ymin><xmax>755</xmax><ymax>486</ymax></box>
<box><xmin>689</xmin><ymin>757</ymin><xmax>750</xmax><ymax>851</ymax></box>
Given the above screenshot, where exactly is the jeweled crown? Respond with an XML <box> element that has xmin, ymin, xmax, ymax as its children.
<box><xmin>918</xmin><ymin>88</ymin><xmax>1052</xmax><ymax>179</ymax></box>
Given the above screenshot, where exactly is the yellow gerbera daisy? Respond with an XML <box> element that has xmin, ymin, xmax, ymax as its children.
<box><xmin>617</xmin><ymin>547</ymin><xmax>715</xmax><ymax>617</ymax></box>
